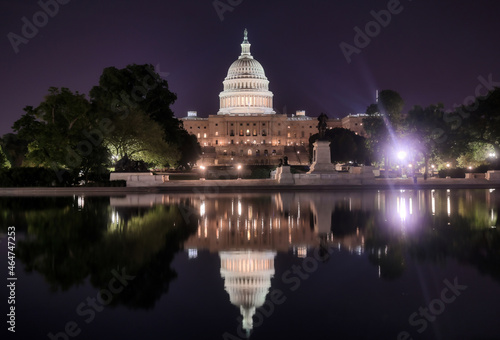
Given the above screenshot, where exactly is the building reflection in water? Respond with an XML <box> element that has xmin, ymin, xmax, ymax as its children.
<box><xmin>107</xmin><ymin>189</ymin><xmax>498</xmax><ymax>334</ymax></box>
<box><xmin>183</xmin><ymin>192</ymin><xmax>366</xmax><ymax>334</ymax></box>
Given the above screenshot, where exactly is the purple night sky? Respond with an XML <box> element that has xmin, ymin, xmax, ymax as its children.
<box><xmin>1</xmin><ymin>0</ymin><xmax>500</xmax><ymax>136</ymax></box>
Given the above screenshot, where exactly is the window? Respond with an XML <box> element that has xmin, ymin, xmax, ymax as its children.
<box><xmin>215</xmin><ymin>140</ymin><xmax>218</xmax><ymax>145</ymax></box>
<box><xmin>253</xmin><ymin>123</ymin><xmax>256</xmax><ymax>126</ymax></box>
<box><xmin>204</xmin><ymin>126</ymin><xmax>206</xmax><ymax>129</ymax></box>
<box><xmin>197</xmin><ymin>126</ymin><xmax>200</xmax><ymax>129</ymax></box>
<box><xmin>278</xmin><ymin>140</ymin><xmax>281</xmax><ymax>145</ymax></box>
<box><xmin>239</xmin><ymin>129</ymin><xmax>244</xmax><ymax>136</ymax></box>
<box><xmin>272</xmin><ymin>150</ymin><xmax>276</xmax><ymax>155</ymax></box>
<box><xmin>264</xmin><ymin>150</ymin><xmax>268</xmax><ymax>156</ymax></box>
<box><xmin>231</xmin><ymin>123</ymin><xmax>234</xmax><ymax>126</ymax></box>
<box><xmin>246</xmin><ymin>129</ymin><xmax>250</xmax><ymax>136</ymax></box>
<box><xmin>231</xmin><ymin>151</ymin><xmax>235</xmax><ymax>156</ymax></box>
<box><xmin>216</xmin><ymin>123</ymin><xmax>219</xmax><ymax>126</ymax></box>
<box><xmin>203</xmin><ymin>133</ymin><xmax>207</xmax><ymax>138</ymax></box>
<box><xmin>189</xmin><ymin>127</ymin><xmax>192</xmax><ymax>129</ymax></box>
<box><xmin>248</xmin><ymin>149</ymin><xmax>252</xmax><ymax>156</ymax></box>
<box><xmin>223</xmin><ymin>150</ymin><xmax>227</xmax><ymax>155</ymax></box>
<box><xmin>262</xmin><ymin>129</ymin><xmax>266</xmax><ymax>136</ymax></box>
<box><xmin>301</xmin><ymin>131</ymin><xmax>305</xmax><ymax>138</ymax></box>
<box><xmin>287</xmin><ymin>132</ymin><xmax>291</xmax><ymax>138</ymax></box>
<box><xmin>278</xmin><ymin>131</ymin><xmax>281</xmax><ymax>136</ymax></box>
<box><xmin>262</xmin><ymin>123</ymin><xmax>266</xmax><ymax>126</ymax></box>
<box><xmin>256</xmin><ymin>150</ymin><xmax>260</xmax><ymax>156</ymax></box>
<box><xmin>197</xmin><ymin>133</ymin><xmax>201</xmax><ymax>138</ymax></box>
<box><xmin>230</xmin><ymin>130</ymin><xmax>234</xmax><ymax>136</ymax></box>
<box><xmin>253</xmin><ymin>129</ymin><xmax>257</xmax><ymax>136</ymax></box>
<box><xmin>294</xmin><ymin>133</ymin><xmax>297</xmax><ymax>138</ymax></box>
<box><xmin>231</xmin><ymin>140</ymin><xmax>234</xmax><ymax>145</ymax></box>
<box><xmin>215</xmin><ymin>131</ymin><xmax>219</xmax><ymax>136</ymax></box>
<box><xmin>240</xmin><ymin>150</ymin><xmax>244</xmax><ymax>156</ymax></box>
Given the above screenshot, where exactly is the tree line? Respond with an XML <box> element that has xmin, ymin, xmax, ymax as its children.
<box><xmin>0</xmin><ymin>64</ymin><xmax>201</xmax><ymax>185</ymax></box>
<box><xmin>363</xmin><ymin>88</ymin><xmax>500</xmax><ymax>177</ymax></box>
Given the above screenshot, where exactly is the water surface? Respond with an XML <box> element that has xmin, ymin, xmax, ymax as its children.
<box><xmin>1</xmin><ymin>189</ymin><xmax>499</xmax><ymax>339</ymax></box>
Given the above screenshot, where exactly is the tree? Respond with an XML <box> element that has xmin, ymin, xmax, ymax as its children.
<box><xmin>363</xmin><ymin>90</ymin><xmax>405</xmax><ymax>174</ymax></box>
<box><xmin>405</xmin><ymin>104</ymin><xmax>449</xmax><ymax>178</ymax></box>
<box><xmin>0</xmin><ymin>133</ymin><xmax>28</xmax><ymax>167</ymax></box>
<box><xmin>90</xmin><ymin>64</ymin><xmax>200</xmax><ymax>169</ymax></box>
<box><xmin>105</xmin><ymin>108</ymin><xmax>180</xmax><ymax>168</ymax></box>
<box><xmin>12</xmin><ymin>87</ymin><xmax>110</xmax><ymax>182</ymax></box>
<box><xmin>456</xmin><ymin>142</ymin><xmax>495</xmax><ymax>169</ymax></box>
<box><xmin>0</xmin><ymin>145</ymin><xmax>10</xmax><ymax>169</ymax></box>
<box><xmin>460</xmin><ymin>87</ymin><xmax>500</xmax><ymax>168</ymax></box>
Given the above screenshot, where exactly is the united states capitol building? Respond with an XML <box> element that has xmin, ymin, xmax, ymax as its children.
<box><xmin>181</xmin><ymin>30</ymin><xmax>367</xmax><ymax>166</ymax></box>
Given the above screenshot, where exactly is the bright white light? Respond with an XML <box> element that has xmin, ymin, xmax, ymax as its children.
<box><xmin>200</xmin><ymin>201</ymin><xmax>206</xmax><ymax>216</ymax></box>
<box><xmin>188</xmin><ymin>249</ymin><xmax>198</xmax><ymax>259</ymax></box>
<box><xmin>397</xmin><ymin>151</ymin><xmax>407</xmax><ymax>160</ymax></box>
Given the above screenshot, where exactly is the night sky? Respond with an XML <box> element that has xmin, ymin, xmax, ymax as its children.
<box><xmin>1</xmin><ymin>0</ymin><xmax>500</xmax><ymax>136</ymax></box>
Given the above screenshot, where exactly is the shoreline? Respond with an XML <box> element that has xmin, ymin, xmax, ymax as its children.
<box><xmin>1</xmin><ymin>178</ymin><xmax>500</xmax><ymax>196</ymax></box>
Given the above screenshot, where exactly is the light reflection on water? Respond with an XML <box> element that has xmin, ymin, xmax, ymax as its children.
<box><xmin>1</xmin><ymin>189</ymin><xmax>499</xmax><ymax>339</ymax></box>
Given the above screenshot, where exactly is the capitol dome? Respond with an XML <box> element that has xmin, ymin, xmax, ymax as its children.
<box><xmin>226</xmin><ymin>58</ymin><xmax>267</xmax><ymax>81</ymax></box>
<box><xmin>220</xmin><ymin>250</ymin><xmax>276</xmax><ymax>334</ymax></box>
<box><xmin>218</xmin><ymin>29</ymin><xmax>275</xmax><ymax>115</ymax></box>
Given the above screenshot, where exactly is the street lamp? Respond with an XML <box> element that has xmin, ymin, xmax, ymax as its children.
<box><xmin>237</xmin><ymin>164</ymin><xmax>242</xmax><ymax>180</ymax></box>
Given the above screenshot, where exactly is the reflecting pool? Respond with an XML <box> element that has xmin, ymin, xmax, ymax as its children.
<box><xmin>1</xmin><ymin>189</ymin><xmax>500</xmax><ymax>339</ymax></box>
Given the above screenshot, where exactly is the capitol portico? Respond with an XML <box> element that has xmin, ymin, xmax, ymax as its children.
<box><xmin>181</xmin><ymin>30</ymin><xmax>367</xmax><ymax>166</ymax></box>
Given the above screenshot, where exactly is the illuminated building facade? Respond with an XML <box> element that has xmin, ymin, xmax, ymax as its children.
<box><xmin>181</xmin><ymin>30</ymin><xmax>367</xmax><ymax>166</ymax></box>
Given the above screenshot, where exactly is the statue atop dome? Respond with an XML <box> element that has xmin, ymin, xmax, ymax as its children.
<box><xmin>240</xmin><ymin>28</ymin><xmax>251</xmax><ymax>57</ymax></box>
<box><xmin>243</xmin><ymin>28</ymin><xmax>248</xmax><ymax>43</ymax></box>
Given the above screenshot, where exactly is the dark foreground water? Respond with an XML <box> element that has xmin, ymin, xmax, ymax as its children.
<box><xmin>1</xmin><ymin>189</ymin><xmax>500</xmax><ymax>340</ymax></box>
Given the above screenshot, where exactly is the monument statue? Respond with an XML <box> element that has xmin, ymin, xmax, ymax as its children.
<box><xmin>283</xmin><ymin>156</ymin><xmax>289</xmax><ymax>166</ymax></box>
<box><xmin>317</xmin><ymin>113</ymin><xmax>328</xmax><ymax>140</ymax></box>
